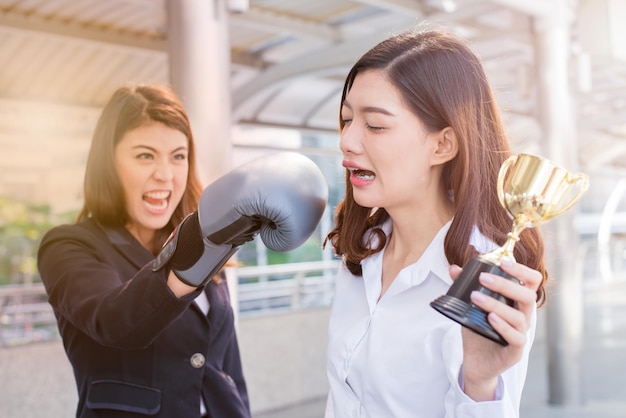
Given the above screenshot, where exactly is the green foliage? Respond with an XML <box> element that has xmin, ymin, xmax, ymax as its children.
<box><xmin>237</xmin><ymin>233</ymin><xmax>325</xmax><ymax>269</ymax></box>
<box><xmin>266</xmin><ymin>236</ymin><xmax>323</xmax><ymax>264</ymax></box>
<box><xmin>0</xmin><ymin>197</ymin><xmax>76</xmax><ymax>285</ymax></box>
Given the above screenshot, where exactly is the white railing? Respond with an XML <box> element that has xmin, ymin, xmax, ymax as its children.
<box><xmin>0</xmin><ymin>283</ymin><xmax>57</xmax><ymax>345</ymax></box>
<box><xmin>226</xmin><ymin>260</ymin><xmax>339</xmax><ymax>319</ymax></box>
<box><xmin>0</xmin><ymin>260</ymin><xmax>340</xmax><ymax>346</ymax></box>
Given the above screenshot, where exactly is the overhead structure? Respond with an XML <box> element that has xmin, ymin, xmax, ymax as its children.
<box><xmin>1</xmin><ymin>0</ymin><xmax>626</xmax><ymax>208</ymax></box>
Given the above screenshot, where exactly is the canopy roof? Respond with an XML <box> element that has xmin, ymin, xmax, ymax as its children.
<box><xmin>0</xmin><ymin>0</ymin><xmax>624</xmax><ymax>207</ymax></box>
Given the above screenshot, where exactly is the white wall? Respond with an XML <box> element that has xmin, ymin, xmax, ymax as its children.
<box><xmin>239</xmin><ymin>308</ymin><xmax>330</xmax><ymax>413</ymax></box>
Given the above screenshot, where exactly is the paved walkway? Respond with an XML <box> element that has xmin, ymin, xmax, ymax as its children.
<box><xmin>258</xmin><ymin>279</ymin><xmax>626</xmax><ymax>418</ymax></box>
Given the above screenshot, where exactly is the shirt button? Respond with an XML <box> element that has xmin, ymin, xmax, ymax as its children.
<box><xmin>190</xmin><ymin>353</ymin><xmax>205</xmax><ymax>368</ymax></box>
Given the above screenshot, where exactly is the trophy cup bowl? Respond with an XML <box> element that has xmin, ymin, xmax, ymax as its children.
<box><xmin>430</xmin><ymin>153</ymin><xmax>589</xmax><ymax>345</ymax></box>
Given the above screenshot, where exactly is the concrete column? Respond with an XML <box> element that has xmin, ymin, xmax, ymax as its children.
<box><xmin>532</xmin><ymin>0</ymin><xmax>584</xmax><ymax>405</ymax></box>
<box><xmin>166</xmin><ymin>0</ymin><xmax>233</xmax><ymax>185</ymax></box>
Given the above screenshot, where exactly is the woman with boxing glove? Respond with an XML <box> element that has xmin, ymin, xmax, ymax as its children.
<box><xmin>37</xmin><ymin>84</ymin><xmax>327</xmax><ymax>418</ymax></box>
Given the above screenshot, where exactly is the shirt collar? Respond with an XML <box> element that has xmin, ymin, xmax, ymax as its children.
<box><xmin>419</xmin><ymin>219</ymin><xmax>454</xmax><ymax>286</ymax></box>
<box><xmin>362</xmin><ymin>218</ymin><xmax>495</xmax><ymax>289</ymax></box>
<box><xmin>361</xmin><ymin>219</ymin><xmax>454</xmax><ymax>293</ymax></box>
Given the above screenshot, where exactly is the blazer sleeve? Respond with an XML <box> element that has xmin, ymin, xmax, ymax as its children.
<box><xmin>38</xmin><ymin>223</ymin><xmax>201</xmax><ymax>349</ymax></box>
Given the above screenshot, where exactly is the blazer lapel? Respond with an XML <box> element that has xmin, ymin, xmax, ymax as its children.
<box><xmin>101</xmin><ymin>225</ymin><xmax>154</xmax><ymax>272</ymax></box>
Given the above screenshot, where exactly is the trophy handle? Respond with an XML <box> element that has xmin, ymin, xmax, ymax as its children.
<box><xmin>551</xmin><ymin>172</ymin><xmax>590</xmax><ymax>216</ymax></box>
<box><xmin>496</xmin><ymin>155</ymin><xmax>517</xmax><ymax>209</ymax></box>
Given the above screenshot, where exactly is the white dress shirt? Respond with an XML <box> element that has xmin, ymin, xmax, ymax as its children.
<box><xmin>325</xmin><ymin>220</ymin><xmax>536</xmax><ymax>418</ymax></box>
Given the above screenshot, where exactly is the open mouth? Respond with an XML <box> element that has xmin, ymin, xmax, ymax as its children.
<box><xmin>143</xmin><ymin>190</ymin><xmax>170</xmax><ymax>211</ymax></box>
<box><xmin>348</xmin><ymin>167</ymin><xmax>376</xmax><ymax>181</ymax></box>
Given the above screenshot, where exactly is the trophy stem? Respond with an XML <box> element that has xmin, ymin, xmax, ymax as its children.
<box><xmin>481</xmin><ymin>215</ymin><xmax>529</xmax><ymax>265</ymax></box>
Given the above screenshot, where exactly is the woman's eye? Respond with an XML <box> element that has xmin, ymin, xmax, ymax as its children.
<box><xmin>366</xmin><ymin>123</ymin><xmax>384</xmax><ymax>131</ymax></box>
<box><xmin>173</xmin><ymin>153</ymin><xmax>188</xmax><ymax>161</ymax></box>
<box><xmin>137</xmin><ymin>153</ymin><xmax>154</xmax><ymax>160</ymax></box>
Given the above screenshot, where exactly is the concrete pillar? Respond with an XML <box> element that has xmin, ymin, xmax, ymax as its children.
<box><xmin>166</xmin><ymin>0</ymin><xmax>233</xmax><ymax>185</ymax></box>
<box><xmin>532</xmin><ymin>0</ymin><xmax>584</xmax><ymax>405</ymax></box>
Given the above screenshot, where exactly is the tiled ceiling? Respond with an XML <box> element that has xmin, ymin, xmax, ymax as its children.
<box><xmin>0</xmin><ymin>0</ymin><xmax>625</xmax><ymax>211</ymax></box>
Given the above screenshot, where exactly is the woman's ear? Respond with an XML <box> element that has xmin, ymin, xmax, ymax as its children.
<box><xmin>432</xmin><ymin>127</ymin><xmax>458</xmax><ymax>164</ymax></box>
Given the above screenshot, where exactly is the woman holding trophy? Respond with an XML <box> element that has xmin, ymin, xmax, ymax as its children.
<box><xmin>323</xmin><ymin>27</ymin><xmax>582</xmax><ymax>417</ymax></box>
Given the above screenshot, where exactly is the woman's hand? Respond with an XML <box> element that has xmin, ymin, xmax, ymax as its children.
<box><xmin>450</xmin><ymin>260</ymin><xmax>542</xmax><ymax>401</ymax></box>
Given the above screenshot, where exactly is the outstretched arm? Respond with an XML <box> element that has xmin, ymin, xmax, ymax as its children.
<box><xmin>155</xmin><ymin>151</ymin><xmax>329</xmax><ymax>295</ymax></box>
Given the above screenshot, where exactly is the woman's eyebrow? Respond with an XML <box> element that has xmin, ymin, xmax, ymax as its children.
<box><xmin>362</xmin><ymin>106</ymin><xmax>395</xmax><ymax>116</ymax></box>
<box><xmin>131</xmin><ymin>145</ymin><xmax>156</xmax><ymax>152</ymax></box>
<box><xmin>342</xmin><ymin>100</ymin><xmax>395</xmax><ymax>116</ymax></box>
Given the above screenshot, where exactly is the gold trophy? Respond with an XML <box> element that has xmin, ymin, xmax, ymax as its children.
<box><xmin>430</xmin><ymin>153</ymin><xmax>589</xmax><ymax>345</ymax></box>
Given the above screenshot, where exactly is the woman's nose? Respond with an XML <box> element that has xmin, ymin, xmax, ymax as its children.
<box><xmin>339</xmin><ymin>123</ymin><xmax>362</xmax><ymax>155</ymax></box>
<box><xmin>153</xmin><ymin>160</ymin><xmax>174</xmax><ymax>181</ymax></box>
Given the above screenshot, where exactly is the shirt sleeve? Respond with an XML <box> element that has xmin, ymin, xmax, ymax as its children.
<box><xmin>324</xmin><ymin>392</ymin><xmax>335</xmax><ymax>418</ymax></box>
<box><xmin>442</xmin><ymin>305</ymin><xmax>537</xmax><ymax>418</ymax></box>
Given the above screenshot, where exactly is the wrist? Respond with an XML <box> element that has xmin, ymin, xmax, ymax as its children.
<box><xmin>167</xmin><ymin>271</ymin><xmax>198</xmax><ymax>297</ymax></box>
<box><xmin>462</xmin><ymin>374</ymin><xmax>498</xmax><ymax>401</ymax></box>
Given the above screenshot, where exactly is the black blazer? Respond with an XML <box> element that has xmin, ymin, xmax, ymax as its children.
<box><xmin>37</xmin><ymin>218</ymin><xmax>250</xmax><ymax>418</ymax></box>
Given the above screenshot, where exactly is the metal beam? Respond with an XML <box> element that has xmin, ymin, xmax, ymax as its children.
<box><xmin>351</xmin><ymin>0</ymin><xmax>423</xmax><ymax>15</ymax></box>
<box><xmin>488</xmin><ymin>0</ymin><xmax>554</xmax><ymax>17</ymax></box>
<box><xmin>581</xmin><ymin>135</ymin><xmax>626</xmax><ymax>172</ymax></box>
<box><xmin>0</xmin><ymin>10</ymin><xmax>165</xmax><ymax>52</ymax></box>
<box><xmin>231</xmin><ymin>1</ymin><xmax>523</xmax><ymax>118</ymax></box>
<box><xmin>230</xmin><ymin>0</ymin><xmax>525</xmax><ymax>120</ymax></box>
<box><xmin>232</xmin><ymin>30</ymin><xmax>397</xmax><ymax>111</ymax></box>
<box><xmin>230</xmin><ymin>8</ymin><xmax>341</xmax><ymax>42</ymax></box>
<box><xmin>0</xmin><ymin>97</ymin><xmax>99</xmax><ymax>135</ymax></box>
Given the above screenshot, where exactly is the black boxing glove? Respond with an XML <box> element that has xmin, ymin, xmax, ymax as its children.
<box><xmin>153</xmin><ymin>152</ymin><xmax>328</xmax><ymax>287</ymax></box>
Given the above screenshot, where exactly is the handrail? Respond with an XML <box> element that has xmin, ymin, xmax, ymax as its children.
<box><xmin>0</xmin><ymin>283</ymin><xmax>46</xmax><ymax>297</ymax></box>
<box><xmin>0</xmin><ymin>260</ymin><xmax>341</xmax><ymax>346</ymax></box>
<box><xmin>225</xmin><ymin>260</ymin><xmax>339</xmax><ymax>321</ymax></box>
<box><xmin>234</xmin><ymin>259</ymin><xmax>340</xmax><ymax>278</ymax></box>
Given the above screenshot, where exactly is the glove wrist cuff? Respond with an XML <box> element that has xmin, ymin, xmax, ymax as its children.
<box><xmin>153</xmin><ymin>212</ymin><xmax>203</xmax><ymax>273</ymax></box>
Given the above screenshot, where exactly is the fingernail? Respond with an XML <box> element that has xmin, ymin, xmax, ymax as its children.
<box><xmin>471</xmin><ymin>291</ymin><xmax>485</xmax><ymax>302</ymax></box>
<box><xmin>479</xmin><ymin>272</ymin><xmax>494</xmax><ymax>284</ymax></box>
<box><xmin>500</xmin><ymin>260</ymin><xmax>512</xmax><ymax>268</ymax></box>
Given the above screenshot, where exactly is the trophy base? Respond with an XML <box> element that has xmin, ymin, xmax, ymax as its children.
<box><xmin>430</xmin><ymin>294</ymin><xmax>507</xmax><ymax>346</ymax></box>
<box><xmin>430</xmin><ymin>257</ymin><xmax>515</xmax><ymax>346</ymax></box>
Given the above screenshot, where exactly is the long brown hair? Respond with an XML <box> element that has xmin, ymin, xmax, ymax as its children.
<box><xmin>325</xmin><ymin>28</ymin><xmax>548</xmax><ymax>305</ymax></box>
<box><xmin>77</xmin><ymin>83</ymin><xmax>202</xmax><ymax>249</ymax></box>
